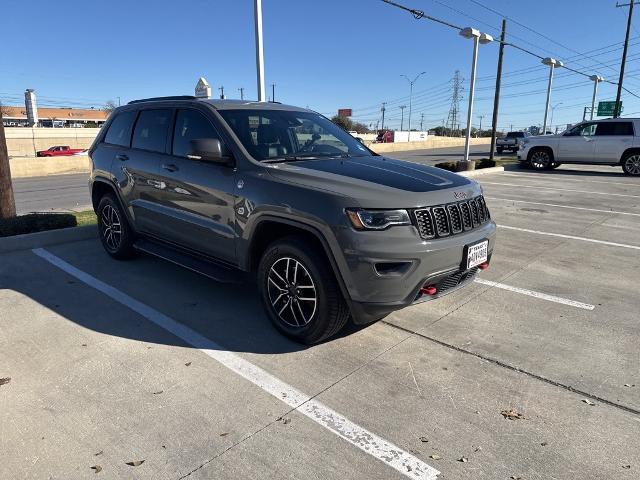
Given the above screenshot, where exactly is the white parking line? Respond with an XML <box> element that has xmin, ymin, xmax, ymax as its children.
<box><xmin>485</xmin><ymin>197</ymin><xmax>640</xmax><ymax>217</ymax></box>
<box><xmin>474</xmin><ymin>278</ymin><xmax>595</xmax><ymax>310</ymax></box>
<box><xmin>498</xmin><ymin>225</ymin><xmax>640</xmax><ymax>250</ymax></box>
<box><xmin>481</xmin><ymin>182</ymin><xmax>640</xmax><ymax>198</ymax></box>
<box><xmin>501</xmin><ymin>172</ymin><xmax>640</xmax><ymax>188</ymax></box>
<box><xmin>32</xmin><ymin>248</ymin><xmax>439</xmax><ymax>480</ymax></box>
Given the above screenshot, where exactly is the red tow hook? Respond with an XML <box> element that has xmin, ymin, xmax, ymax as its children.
<box><xmin>420</xmin><ymin>285</ymin><xmax>437</xmax><ymax>296</ymax></box>
<box><xmin>478</xmin><ymin>262</ymin><xmax>490</xmax><ymax>270</ymax></box>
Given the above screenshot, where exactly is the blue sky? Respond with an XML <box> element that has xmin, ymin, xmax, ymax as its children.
<box><xmin>1</xmin><ymin>0</ymin><xmax>639</xmax><ymax>131</ymax></box>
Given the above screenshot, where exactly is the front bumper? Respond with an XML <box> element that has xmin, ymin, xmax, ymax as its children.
<box><xmin>332</xmin><ymin>220</ymin><xmax>496</xmax><ymax>324</ymax></box>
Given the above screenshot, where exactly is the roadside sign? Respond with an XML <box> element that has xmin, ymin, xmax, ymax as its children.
<box><xmin>597</xmin><ymin>101</ymin><xmax>622</xmax><ymax>116</ymax></box>
<box><xmin>337</xmin><ymin>108</ymin><xmax>352</xmax><ymax>117</ymax></box>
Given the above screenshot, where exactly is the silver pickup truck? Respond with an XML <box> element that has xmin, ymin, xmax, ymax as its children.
<box><xmin>496</xmin><ymin>131</ymin><xmax>529</xmax><ymax>153</ymax></box>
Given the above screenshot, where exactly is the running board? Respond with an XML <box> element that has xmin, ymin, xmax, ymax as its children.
<box><xmin>133</xmin><ymin>238</ymin><xmax>244</xmax><ymax>284</ymax></box>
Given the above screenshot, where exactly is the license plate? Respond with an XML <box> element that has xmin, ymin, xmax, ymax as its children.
<box><xmin>466</xmin><ymin>241</ymin><xmax>488</xmax><ymax>269</ymax></box>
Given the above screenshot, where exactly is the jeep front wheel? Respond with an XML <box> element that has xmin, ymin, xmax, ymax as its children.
<box><xmin>257</xmin><ymin>236</ymin><xmax>349</xmax><ymax>344</ymax></box>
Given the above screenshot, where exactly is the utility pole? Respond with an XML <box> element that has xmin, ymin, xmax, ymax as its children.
<box><xmin>271</xmin><ymin>83</ymin><xmax>276</xmax><ymax>102</ymax></box>
<box><xmin>117</xmin><ymin>96</ymin><xmax>121</xmax><ymax>107</ymax></box>
<box><xmin>254</xmin><ymin>0</ymin><xmax>266</xmax><ymax>101</ymax></box>
<box><xmin>589</xmin><ymin>75</ymin><xmax>604</xmax><ymax>120</ymax></box>
<box><xmin>446</xmin><ymin>70</ymin><xmax>462</xmax><ymax>136</ymax></box>
<box><xmin>420</xmin><ymin>113</ymin><xmax>424</xmax><ymax>130</ymax></box>
<box><xmin>615</xmin><ymin>1</ymin><xmax>635</xmax><ymax>117</ymax></box>
<box><xmin>381</xmin><ymin>102</ymin><xmax>386</xmax><ymax>130</ymax></box>
<box><xmin>478</xmin><ymin>114</ymin><xmax>484</xmax><ymax>136</ymax></box>
<box><xmin>0</xmin><ymin>109</ymin><xmax>16</xmax><ymax>219</ymax></box>
<box><xmin>219</xmin><ymin>86</ymin><xmax>225</xmax><ymax>99</ymax></box>
<box><xmin>238</xmin><ymin>87</ymin><xmax>245</xmax><ymax>100</ymax></box>
<box><xmin>400</xmin><ymin>105</ymin><xmax>406</xmax><ymax>131</ymax></box>
<box><xmin>489</xmin><ymin>19</ymin><xmax>506</xmax><ymax>160</ymax></box>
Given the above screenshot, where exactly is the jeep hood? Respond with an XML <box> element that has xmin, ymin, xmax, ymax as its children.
<box><xmin>265</xmin><ymin>155</ymin><xmax>481</xmax><ymax>208</ymax></box>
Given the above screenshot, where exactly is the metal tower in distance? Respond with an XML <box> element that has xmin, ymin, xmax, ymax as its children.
<box><xmin>446</xmin><ymin>71</ymin><xmax>463</xmax><ymax>136</ymax></box>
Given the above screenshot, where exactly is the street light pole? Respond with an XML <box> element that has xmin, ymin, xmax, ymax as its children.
<box><xmin>460</xmin><ymin>27</ymin><xmax>493</xmax><ymax>163</ymax></box>
<box><xmin>550</xmin><ymin>102</ymin><xmax>562</xmax><ymax>129</ymax></box>
<box><xmin>542</xmin><ymin>57</ymin><xmax>563</xmax><ymax>135</ymax></box>
<box><xmin>381</xmin><ymin>102</ymin><xmax>386</xmax><ymax>130</ymax></box>
<box><xmin>401</xmin><ymin>72</ymin><xmax>426</xmax><ymax>142</ymax></box>
<box><xmin>589</xmin><ymin>75</ymin><xmax>604</xmax><ymax>120</ymax></box>
<box><xmin>254</xmin><ymin>0</ymin><xmax>266</xmax><ymax>102</ymax></box>
<box><xmin>238</xmin><ymin>87</ymin><xmax>245</xmax><ymax>100</ymax></box>
<box><xmin>615</xmin><ymin>0</ymin><xmax>635</xmax><ymax>117</ymax></box>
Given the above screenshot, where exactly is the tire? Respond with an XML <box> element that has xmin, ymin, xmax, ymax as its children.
<box><xmin>257</xmin><ymin>236</ymin><xmax>349</xmax><ymax>344</ymax></box>
<box><xmin>97</xmin><ymin>194</ymin><xmax>136</xmax><ymax>260</ymax></box>
<box><xmin>621</xmin><ymin>152</ymin><xmax>640</xmax><ymax>176</ymax></box>
<box><xmin>528</xmin><ymin>148</ymin><xmax>553</xmax><ymax>170</ymax></box>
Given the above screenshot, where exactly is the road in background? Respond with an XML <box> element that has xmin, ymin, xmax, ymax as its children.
<box><xmin>12</xmin><ymin>173</ymin><xmax>91</xmax><ymax>215</ymax></box>
<box><xmin>10</xmin><ymin>145</ymin><xmax>500</xmax><ymax>214</ymax></box>
<box><xmin>387</xmin><ymin>144</ymin><xmax>492</xmax><ymax>164</ymax></box>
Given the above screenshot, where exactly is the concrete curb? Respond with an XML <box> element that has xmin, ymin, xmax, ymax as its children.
<box><xmin>457</xmin><ymin>166</ymin><xmax>505</xmax><ymax>177</ymax></box>
<box><xmin>0</xmin><ymin>225</ymin><xmax>97</xmax><ymax>254</ymax></box>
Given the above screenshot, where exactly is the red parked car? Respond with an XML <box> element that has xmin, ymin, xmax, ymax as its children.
<box><xmin>36</xmin><ymin>146</ymin><xmax>87</xmax><ymax>157</ymax></box>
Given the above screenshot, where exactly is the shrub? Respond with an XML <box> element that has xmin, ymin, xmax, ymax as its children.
<box><xmin>0</xmin><ymin>213</ymin><xmax>77</xmax><ymax>238</ymax></box>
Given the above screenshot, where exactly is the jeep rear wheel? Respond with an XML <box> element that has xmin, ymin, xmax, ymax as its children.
<box><xmin>529</xmin><ymin>148</ymin><xmax>553</xmax><ymax>170</ymax></box>
<box><xmin>257</xmin><ymin>236</ymin><xmax>349</xmax><ymax>344</ymax></box>
<box><xmin>97</xmin><ymin>194</ymin><xmax>136</xmax><ymax>260</ymax></box>
<box><xmin>622</xmin><ymin>153</ymin><xmax>640</xmax><ymax>176</ymax></box>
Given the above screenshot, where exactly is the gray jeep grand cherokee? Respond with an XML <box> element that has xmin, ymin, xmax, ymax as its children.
<box><xmin>89</xmin><ymin>96</ymin><xmax>496</xmax><ymax>344</ymax></box>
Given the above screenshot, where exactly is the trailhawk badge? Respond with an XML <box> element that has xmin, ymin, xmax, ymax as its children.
<box><xmin>453</xmin><ymin>191</ymin><xmax>468</xmax><ymax>199</ymax></box>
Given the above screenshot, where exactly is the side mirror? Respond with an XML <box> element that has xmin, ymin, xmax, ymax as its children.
<box><xmin>188</xmin><ymin>138</ymin><xmax>233</xmax><ymax>165</ymax></box>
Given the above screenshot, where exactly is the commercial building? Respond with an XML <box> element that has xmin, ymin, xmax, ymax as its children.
<box><xmin>1</xmin><ymin>106</ymin><xmax>108</xmax><ymax>128</ymax></box>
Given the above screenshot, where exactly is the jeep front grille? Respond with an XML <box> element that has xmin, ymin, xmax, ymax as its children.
<box><xmin>413</xmin><ymin>195</ymin><xmax>490</xmax><ymax>240</ymax></box>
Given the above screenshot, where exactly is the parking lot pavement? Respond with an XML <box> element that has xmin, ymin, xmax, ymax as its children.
<box><xmin>1</xmin><ymin>164</ymin><xmax>639</xmax><ymax>479</ymax></box>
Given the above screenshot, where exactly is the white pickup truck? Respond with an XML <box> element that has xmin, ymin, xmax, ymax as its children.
<box><xmin>517</xmin><ymin>118</ymin><xmax>640</xmax><ymax>176</ymax></box>
<box><xmin>496</xmin><ymin>131</ymin><xmax>528</xmax><ymax>153</ymax></box>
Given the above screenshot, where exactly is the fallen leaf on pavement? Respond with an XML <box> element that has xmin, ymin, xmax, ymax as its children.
<box><xmin>582</xmin><ymin>399</ymin><xmax>596</xmax><ymax>406</ymax></box>
<box><xmin>126</xmin><ymin>460</ymin><xmax>145</xmax><ymax>467</ymax></box>
<box><xmin>219</xmin><ymin>432</ymin><xmax>229</xmax><ymax>437</ymax></box>
<box><xmin>419</xmin><ymin>436</ymin><xmax>429</xmax><ymax>443</ymax></box>
<box><xmin>94</xmin><ymin>450</ymin><xmax>103</xmax><ymax>456</ymax></box>
<box><xmin>623</xmin><ymin>465</ymin><xmax>631</xmax><ymax>469</ymax></box>
<box><xmin>430</xmin><ymin>454</ymin><xmax>442</xmax><ymax>460</ymax></box>
<box><xmin>152</xmin><ymin>390</ymin><xmax>163</xmax><ymax>395</ymax></box>
<box><xmin>185</xmin><ymin>362</ymin><xmax>192</xmax><ymax>367</ymax></box>
<box><xmin>90</xmin><ymin>465</ymin><xmax>102</xmax><ymax>473</ymax></box>
<box><xmin>540</xmin><ymin>442</ymin><xmax>548</xmax><ymax>447</ymax></box>
<box><xmin>510</xmin><ymin>476</ymin><xmax>523</xmax><ymax>480</ymax></box>
<box><xmin>501</xmin><ymin>409</ymin><xmax>524</xmax><ymax>420</ymax></box>
<box><xmin>0</xmin><ymin>378</ymin><xmax>11</xmax><ymax>386</ymax></box>
<box><xmin>458</xmin><ymin>457</ymin><xmax>468</xmax><ymax>462</ymax></box>
<box><xmin>624</xmin><ymin>384</ymin><xmax>635</xmax><ymax>387</ymax></box>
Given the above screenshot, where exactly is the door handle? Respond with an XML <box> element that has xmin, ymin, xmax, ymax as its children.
<box><xmin>147</xmin><ymin>180</ymin><xmax>166</xmax><ymax>190</ymax></box>
<box><xmin>116</xmin><ymin>154</ymin><xmax>129</xmax><ymax>161</ymax></box>
<box><xmin>162</xmin><ymin>163</ymin><xmax>179</xmax><ymax>172</ymax></box>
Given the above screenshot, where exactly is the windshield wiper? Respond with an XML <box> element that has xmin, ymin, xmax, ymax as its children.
<box><xmin>262</xmin><ymin>155</ymin><xmax>321</xmax><ymax>163</ymax></box>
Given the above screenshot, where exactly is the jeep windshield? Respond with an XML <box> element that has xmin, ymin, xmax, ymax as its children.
<box><xmin>218</xmin><ymin>109</ymin><xmax>373</xmax><ymax>162</ymax></box>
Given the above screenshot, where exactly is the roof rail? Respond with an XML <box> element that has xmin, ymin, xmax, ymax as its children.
<box><xmin>128</xmin><ymin>95</ymin><xmax>197</xmax><ymax>105</ymax></box>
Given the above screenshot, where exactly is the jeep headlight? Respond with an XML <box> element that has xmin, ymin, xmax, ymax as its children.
<box><xmin>346</xmin><ymin>209</ymin><xmax>411</xmax><ymax>230</ymax></box>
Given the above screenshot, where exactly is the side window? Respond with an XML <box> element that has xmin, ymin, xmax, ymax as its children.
<box><xmin>566</xmin><ymin>123</ymin><xmax>596</xmax><ymax>137</ymax></box>
<box><xmin>132</xmin><ymin>109</ymin><xmax>172</xmax><ymax>153</ymax></box>
<box><xmin>172</xmin><ymin>109</ymin><xmax>220</xmax><ymax>157</ymax></box>
<box><xmin>104</xmin><ymin>111</ymin><xmax>136</xmax><ymax>147</ymax></box>
<box><xmin>595</xmin><ymin>122</ymin><xmax>634</xmax><ymax>136</ymax></box>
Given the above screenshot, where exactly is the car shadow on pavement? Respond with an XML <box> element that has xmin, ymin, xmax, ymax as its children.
<box><xmin>3</xmin><ymin>245</ymin><xmax>367</xmax><ymax>357</ymax></box>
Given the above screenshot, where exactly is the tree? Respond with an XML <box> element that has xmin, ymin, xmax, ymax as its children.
<box><xmin>0</xmin><ymin>102</ymin><xmax>11</xmax><ymax>118</ymax></box>
<box><xmin>103</xmin><ymin>100</ymin><xmax>117</xmax><ymax>113</ymax></box>
<box><xmin>330</xmin><ymin>115</ymin><xmax>371</xmax><ymax>133</ymax></box>
<box><xmin>0</xmin><ymin>108</ymin><xmax>16</xmax><ymax>219</ymax></box>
